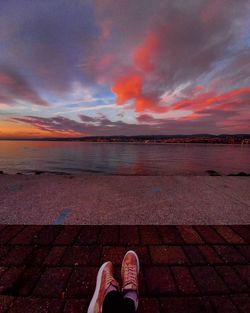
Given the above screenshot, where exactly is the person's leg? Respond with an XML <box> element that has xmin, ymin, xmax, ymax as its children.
<box><xmin>102</xmin><ymin>291</ymin><xmax>136</xmax><ymax>313</ymax></box>
<box><xmin>102</xmin><ymin>290</ymin><xmax>123</xmax><ymax>313</ymax></box>
<box><xmin>87</xmin><ymin>262</ymin><xmax>119</xmax><ymax>313</ymax></box>
<box><xmin>121</xmin><ymin>297</ymin><xmax>136</xmax><ymax>313</ymax></box>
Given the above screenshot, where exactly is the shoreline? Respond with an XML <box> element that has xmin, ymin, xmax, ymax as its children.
<box><xmin>1</xmin><ymin>174</ymin><xmax>249</xmax><ymax>224</ymax></box>
<box><xmin>1</xmin><ymin>169</ymin><xmax>250</xmax><ymax>177</ymax></box>
<box><xmin>0</xmin><ymin>139</ymin><xmax>249</xmax><ymax>145</ymax></box>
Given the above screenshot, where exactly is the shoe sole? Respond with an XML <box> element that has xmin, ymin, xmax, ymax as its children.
<box><xmin>87</xmin><ymin>261</ymin><xmax>110</xmax><ymax>313</ymax></box>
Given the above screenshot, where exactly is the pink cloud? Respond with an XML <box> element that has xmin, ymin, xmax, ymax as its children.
<box><xmin>0</xmin><ymin>70</ymin><xmax>49</xmax><ymax>106</ymax></box>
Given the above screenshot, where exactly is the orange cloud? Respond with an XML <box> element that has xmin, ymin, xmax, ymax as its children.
<box><xmin>135</xmin><ymin>96</ymin><xmax>166</xmax><ymax>113</ymax></box>
<box><xmin>171</xmin><ymin>86</ymin><xmax>250</xmax><ymax>112</ymax></box>
<box><xmin>0</xmin><ymin>120</ymin><xmax>83</xmax><ymax>138</ymax></box>
<box><xmin>0</xmin><ymin>120</ymin><xmax>48</xmax><ymax>138</ymax></box>
<box><xmin>112</xmin><ymin>73</ymin><xmax>167</xmax><ymax>112</ymax></box>
<box><xmin>133</xmin><ymin>32</ymin><xmax>159</xmax><ymax>71</ymax></box>
<box><xmin>112</xmin><ymin>74</ymin><xmax>142</xmax><ymax>105</ymax></box>
<box><xmin>111</xmin><ymin>31</ymin><xmax>168</xmax><ymax>113</ymax></box>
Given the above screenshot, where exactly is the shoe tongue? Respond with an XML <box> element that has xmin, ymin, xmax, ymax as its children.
<box><xmin>111</xmin><ymin>279</ymin><xmax>119</xmax><ymax>289</ymax></box>
<box><xmin>123</xmin><ymin>282</ymin><xmax>137</xmax><ymax>290</ymax></box>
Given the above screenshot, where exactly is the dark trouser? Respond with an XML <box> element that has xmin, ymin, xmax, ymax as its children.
<box><xmin>103</xmin><ymin>291</ymin><xmax>136</xmax><ymax>313</ymax></box>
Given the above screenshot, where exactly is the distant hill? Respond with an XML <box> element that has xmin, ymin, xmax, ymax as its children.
<box><xmin>1</xmin><ymin>134</ymin><xmax>250</xmax><ymax>144</ymax></box>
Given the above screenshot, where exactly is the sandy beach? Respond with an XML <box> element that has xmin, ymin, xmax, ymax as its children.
<box><xmin>0</xmin><ymin>174</ymin><xmax>249</xmax><ymax>224</ymax></box>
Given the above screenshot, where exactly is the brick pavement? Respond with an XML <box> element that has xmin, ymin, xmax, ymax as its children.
<box><xmin>0</xmin><ymin>225</ymin><xmax>249</xmax><ymax>313</ymax></box>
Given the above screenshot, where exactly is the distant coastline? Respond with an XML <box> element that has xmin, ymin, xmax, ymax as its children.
<box><xmin>0</xmin><ymin>134</ymin><xmax>249</xmax><ymax>144</ymax></box>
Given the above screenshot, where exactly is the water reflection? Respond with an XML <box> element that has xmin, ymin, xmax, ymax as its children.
<box><xmin>0</xmin><ymin>141</ymin><xmax>249</xmax><ymax>175</ymax></box>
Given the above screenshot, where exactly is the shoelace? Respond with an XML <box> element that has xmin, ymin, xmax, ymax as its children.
<box><xmin>124</xmin><ymin>264</ymin><xmax>137</xmax><ymax>287</ymax></box>
<box><xmin>105</xmin><ymin>270</ymin><xmax>115</xmax><ymax>288</ymax></box>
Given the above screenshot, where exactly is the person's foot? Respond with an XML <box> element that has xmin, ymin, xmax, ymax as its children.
<box><xmin>121</xmin><ymin>250</ymin><xmax>140</xmax><ymax>310</ymax></box>
<box><xmin>87</xmin><ymin>261</ymin><xmax>119</xmax><ymax>313</ymax></box>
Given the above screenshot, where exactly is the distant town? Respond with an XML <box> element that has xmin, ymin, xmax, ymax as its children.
<box><xmin>1</xmin><ymin>134</ymin><xmax>250</xmax><ymax>144</ymax></box>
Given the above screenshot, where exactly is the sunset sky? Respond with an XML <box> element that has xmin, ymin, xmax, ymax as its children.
<box><xmin>0</xmin><ymin>0</ymin><xmax>249</xmax><ymax>138</ymax></box>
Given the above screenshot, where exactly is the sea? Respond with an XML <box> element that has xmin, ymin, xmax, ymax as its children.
<box><xmin>0</xmin><ymin>141</ymin><xmax>249</xmax><ymax>175</ymax></box>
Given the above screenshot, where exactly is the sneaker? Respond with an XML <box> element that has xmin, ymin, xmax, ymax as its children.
<box><xmin>121</xmin><ymin>250</ymin><xmax>140</xmax><ymax>310</ymax></box>
<box><xmin>87</xmin><ymin>261</ymin><xmax>119</xmax><ymax>313</ymax></box>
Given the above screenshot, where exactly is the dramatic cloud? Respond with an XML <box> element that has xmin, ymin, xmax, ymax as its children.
<box><xmin>0</xmin><ymin>0</ymin><xmax>249</xmax><ymax>136</ymax></box>
<box><xmin>170</xmin><ymin>86</ymin><xmax>250</xmax><ymax>112</ymax></box>
<box><xmin>107</xmin><ymin>0</ymin><xmax>250</xmax><ymax>114</ymax></box>
<box><xmin>0</xmin><ymin>70</ymin><xmax>49</xmax><ymax>107</ymax></box>
<box><xmin>11</xmin><ymin>114</ymin><xmax>140</xmax><ymax>137</ymax></box>
<box><xmin>112</xmin><ymin>73</ymin><xmax>166</xmax><ymax>113</ymax></box>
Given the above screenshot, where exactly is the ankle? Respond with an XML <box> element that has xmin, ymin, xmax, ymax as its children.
<box><xmin>123</xmin><ymin>290</ymin><xmax>138</xmax><ymax>308</ymax></box>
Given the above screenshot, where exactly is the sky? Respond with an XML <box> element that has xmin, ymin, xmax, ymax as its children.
<box><xmin>0</xmin><ymin>0</ymin><xmax>249</xmax><ymax>138</ymax></box>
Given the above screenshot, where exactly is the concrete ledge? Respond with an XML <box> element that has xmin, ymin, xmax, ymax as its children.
<box><xmin>0</xmin><ymin>175</ymin><xmax>250</xmax><ymax>224</ymax></box>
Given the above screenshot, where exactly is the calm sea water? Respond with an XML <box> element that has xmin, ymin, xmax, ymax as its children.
<box><xmin>0</xmin><ymin>141</ymin><xmax>249</xmax><ymax>175</ymax></box>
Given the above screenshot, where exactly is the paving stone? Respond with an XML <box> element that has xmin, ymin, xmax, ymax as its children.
<box><xmin>8</xmin><ymin>298</ymin><xmax>64</xmax><ymax>313</ymax></box>
<box><xmin>139</xmin><ymin>226</ymin><xmax>161</xmax><ymax>244</ymax></box>
<box><xmin>33</xmin><ymin>267</ymin><xmax>72</xmax><ymax>298</ymax></box>
<box><xmin>238</xmin><ymin>246</ymin><xmax>250</xmax><ymax>262</ymax></box>
<box><xmin>199</xmin><ymin>246</ymin><xmax>223</xmax><ymax>264</ymax></box>
<box><xmin>194</xmin><ymin>226</ymin><xmax>225</xmax><ymax>244</ymax></box>
<box><xmin>177</xmin><ymin>226</ymin><xmax>204</xmax><ymax>244</ymax></box>
<box><xmin>0</xmin><ymin>246</ymin><xmax>32</xmax><ymax>266</ymax></box>
<box><xmin>145</xmin><ymin>267</ymin><xmax>177</xmax><ymax>295</ymax></box>
<box><xmin>171</xmin><ymin>266</ymin><xmax>198</xmax><ymax>295</ymax></box>
<box><xmin>0</xmin><ymin>224</ymin><xmax>250</xmax><ymax>311</ymax></box>
<box><xmin>231</xmin><ymin>294</ymin><xmax>250</xmax><ymax>313</ymax></box>
<box><xmin>234</xmin><ymin>265</ymin><xmax>250</xmax><ymax>286</ymax></box>
<box><xmin>191</xmin><ymin>266</ymin><xmax>229</xmax><ymax>294</ymax></box>
<box><xmin>54</xmin><ymin>226</ymin><xmax>81</xmax><ymax>245</ymax></box>
<box><xmin>0</xmin><ymin>295</ymin><xmax>15</xmax><ymax>313</ymax></box>
<box><xmin>214</xmin><ymin>246</ymin><xmax>247</xmax><ymax>264</ymax></box>
<box><xmin>0</xmin><ymin>267</ymin><xmax>24</xmax><ymax>294</ymax></box>
<box><xmin>210</xmin><ymin>296</ymin><xmax>238</xmax><ymax>313</ymax></box>
<box><xmin>150</xmin><ymin>246</ymin><xmax>188</xmax><ymax>265</ymax></box>
<box><xmin>138</xmin><ymin>269</ymin><xmax>147</xmax><ymax>296</ymax></box>
<box><xmin>75</xmin><ymin>226</ymin><xmax>100</xmax><ymax>245</ymax></box>
<box><xmin>44</xmin><ymin>246</ymin><xmax>66</xmax><ymax>266</ymax></box>
<box><xmin>61</xmin><ymin>246</ymin><xmax>101</xmax><ymax>266</ymax></box>
<box><xmin>64</xmin><ymin>299</ymin><xmax>88</xmax><ymax>313</ymax></box>
<box><xmin>214</xmin><ymin>226</ymin><xmax>245</xmax><ymax>244</ymax></box>
<box><xmin>161</xmin><ymin>296</ymin><xmax>214</xmax><ymax>313</ymax></box>
<box><xmin>10</xmin><ymin>226</ymin><xmax>43</xmax><ymax>245</ymax></box>
<box><xmin>120</xmin><ymin>226</ymin><xmax>140</xmax><ymax>245</ymax></box>
<box><xmin>0</xmin><ymin>226</ymin><xmax>6</xmax><ymax>233</ymax></box>
<box><xmin>0</xmin><ymin>267</ymin><xmax>7</xmax><ymax>279</ymax></box>
<box><xmin>65</xmin><ymin>267</ymin><xmax>98</xmax><ymax>298</ymax></box>
<box><xmin>18</xmin><ymin>267</ymin><xmax>43</xmax><ymax>296</ymax></box>
<box><xmin>99</xmin><ymin>226</ymin><xmax>119</xmax><ymax>245</ymax></box>
<box><xmin>0</xmin><ymin>226</ymin><xmax>24</xmax><ymax>244</ymax></box>
<box><xmin>33</xmin><ymin>226</ymin><xmax>62</xmax><ymax>245</ymax></box>
<box><xmin>102</xmin><ymin>246</ymin><xmax>126</xmax><ymax>265</ymax></box>
<box><xmin>215</xmin><ymin>266</ymin><xmax>249</xmax><ymax>293</ymax></box>
<box><xmin>231</xmin><ymin>226</ymin><xmax>250</xmax><ymax>243</ymax></box>
<box><xmin>183</xmin><ymin>246</ymin><xmax>205</xmax><ymax>264</ymax></box>
<box><xmin>158</xmin><ymin>226</ymin><xmax>184</xmax><ymax>244</ymax></box>
<box><xmin>137</xmin><ymin>298</ymin><xmax>160</xmax><ymax>313</ymax></box>
<box><xmin>26</xmin><ymin>246</ymin><xmax>51</xmax><ymax>266</ymax></box>
<box><xmin>0</xmin><ymin>246</ymin><xmax>10</xmax><ymax>259</ymax></box>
